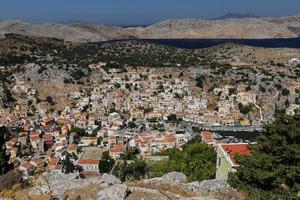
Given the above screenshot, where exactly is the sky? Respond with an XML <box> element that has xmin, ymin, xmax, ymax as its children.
<box><xmin>0</xmin><ymin>0</ymin><xmax>299</xmax><ymax>25</ymax></box>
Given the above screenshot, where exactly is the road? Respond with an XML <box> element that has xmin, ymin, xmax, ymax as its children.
<box><xmin>182</xmin><ymin>122</ymin><xmax>264</xmax><ymax>132</ymax></box>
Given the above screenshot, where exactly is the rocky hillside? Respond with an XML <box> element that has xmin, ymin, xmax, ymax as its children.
<box><xmin>0</xmin><ymin>15</ymin><xmax>300</xmax><ymax>42</ymax></box>
<box><xmin>6</xmin><ymin>172</ymin><xmax>243</xmax><ymax>200</ymax></box>
<box><xmin>131</xmin><ymin>18</ymin><xmax>297</xmax><ymax>39</ymax></box>
<box><xmin>0</xmin><ymin>20</ymin><xmax>135</xmax><ymax>43</ymax></box>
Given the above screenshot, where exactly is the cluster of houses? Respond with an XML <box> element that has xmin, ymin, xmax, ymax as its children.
<box><xmin>0</xmin><ymin>65</ymin><xmax>257</xmax><ymax>180</ymax></box>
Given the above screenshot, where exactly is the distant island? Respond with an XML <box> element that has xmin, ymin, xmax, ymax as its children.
<box><xmin>0</xmin><ymin>15</ymin><xmax>299</xmax><ymax>43</ymax></box>
<box><xmin>210</xmin><ymin>13</ymin><xmax>260</xmax><ymax>20</ymax></box>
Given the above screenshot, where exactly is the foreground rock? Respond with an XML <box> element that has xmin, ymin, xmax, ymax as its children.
<box><xmin>161</xmin><ymin>171</ymin><xmax>187</xmax><ymax>183</ymax></box>
<box><xmin>98</xmin><ymin>184</ymin><xmax>130</xmax><ymax>200</ymax></box>
<box><xmin>185</xmin><ymin>179</ymin><xmax>228</xmax><ymax>192</ymax></box>
<box><xmin>24</xmin><ymin>172</ymin><xmax>240</xmax><ymax>200</ymax></box>
<box><xmin>100</xmin><ymin>173</ymin><xmax>122</xmax><ymax>185</ymax></box>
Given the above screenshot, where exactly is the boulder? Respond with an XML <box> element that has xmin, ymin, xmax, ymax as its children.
<box><xmin>184</xmin><ymin>181</ymin><xmax>201</xmax><ymax>192</ymax></box>
<box><xmin>161</xmin><ymin>172</ymin><xmax>187</xmax><ymax>183</ymax></box>
<box><xmin>185</xmin><ymin>179</ymin><xmax>228</xmax><ymax>192</ymax></box>
<box><xmin>98</xmin><ymin>184</ymin><xmax>130</xmax><ymax>200</ymax></box>
<box><xmin>198</xmin><ymin>179</ymin><xmax>228</xmax><ymax>192</ymax></box>
<box><xmin>101</xmin><ymin>173</ymin><xmax>122</xmax><ymax>185</ymax></box>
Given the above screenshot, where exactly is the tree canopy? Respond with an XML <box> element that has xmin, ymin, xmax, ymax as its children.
<box><xmin>228</xmin><ymin>115</ymin><xmax>300</xmax><ymax>199</ymax></box>
<box><xmin>150</xmin><ymin>141</ymin><xmax>216</xmax><ymax>182</ymax></box>
<box><xmin>99</xmin><ymin>151</ymin><xmax>115</xmax><ymax>174</ymax></box>
<box><xmin>113</xmin><ymin>158</ymin><xmax>149</xmax><ymax>182</ymax></box>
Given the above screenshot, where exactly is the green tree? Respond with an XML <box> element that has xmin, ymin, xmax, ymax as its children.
<box><xmin>97</xmin><ymin>136</ymin><xmax>103</xmax><ymax>145</ymax></box>
<box><xmin>120</xmin><ymin>147</ymin><xmax>140</xmax><ymax>160</ymax></box>
<box><xmin>0</xmin><ymin>127</ymin><xmax>11</xmax><ymax>174</ymax></box>
<box><xmin>228</xmin><ymin>115</ymin><xmax>300</xmax><ymax>199</ymax></box>
<box><xmin>113</xmin><ymin>158</ymin><xmax>149</xmax><ymax>182</ymax></box>
<box><xmin>150</xmin><ymin>141</ymin><xmax>216</xmax><ymax>182</ymax></box>
<box><xmin>99</xmin><ymin>151</ymin><xmax>115</xmax><ymax>173</ymax></box>
<box><xmin>62</xmin><ymin>153</ymin><xmax>75</xmax><ymax>174</ymax></box>
<box><xmin>128</xmin><ymin>121</ymin><xmax>137</xmax><ymax>129</ymax></box>
<box><xmin>71</xmin><ymin>127</ymin><xmax>86</xmax><ymax>137</ymax></box>
<box><xmin>282</xmin><ymin>88</ymin><xmax>290</xmax><ymax>96</ymax></box>
<box><xmin>238</xmin><ymin>103</ymin><xmax>253</xmax><ymax>115</ymax></box>
<box><xmin>46</xmin><ymin>96</ymin><xmax>54</xmax><ymax>104</ymax></box>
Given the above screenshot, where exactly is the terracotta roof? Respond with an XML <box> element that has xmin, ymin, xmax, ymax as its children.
<box><xmin>48</xmin><ymin>158</ymin><xmax>58</xmax><ymax>166</ymax></box>
<box><xmin>201</xmin><ymin>131</ymin><xmax>213</xmax><ymax>143</ymax></box>
<box><xmin>68</xmin><ymin>144</ymin><xmax>78</xmax><ymax>151</ymax></box>
<box><xmin>110</xmin><ymin>144</ymin><xmax>126</xmax><ymax>153</ymax></box>
<box><xmin>81</xmin><ymin>137</ymin><xmax>97</xmax><ymax>140</ymax></box>
<box><xmin>30</xmin><ymin>135</ymin><xmax>40</xmax><ymax>142</ymax></box>
<box><xmin>20</xmin><ymin>162</ymin><xmax>33</xmax><ymax>170</ymax></box>
<box><xmin>80</xmin><ymin>171</ymin><xmax>100</xmax><ymax>175</ymax></box>
<box><xmin>77</xmin><ymin>159</ymin><xmax>99</xmax><ymax>165</ymax></box>
<box><xmin>55</xmin><ymin>164</ymin><xmax>62</xmax><ymax>170</ymax></box>
<box><xmin>220</xmin><ymin>143</ymin><xmax>251</xmax><ymax>165</ymax></box>
<box><xmin>30</xmin><ymin>157</ymin><xmax>44</xmax><ymax>165</ymax></box>
<box><xmin>44</xmin><ymin>134</ymin><xmax>53</xmax><ymax>141</ymax></box>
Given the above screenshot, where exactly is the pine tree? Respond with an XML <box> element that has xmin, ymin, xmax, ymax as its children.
<box><xmin>228</xmin><ymin>115</ymin><xmax>300</xmax><ymax>199</ymax></box>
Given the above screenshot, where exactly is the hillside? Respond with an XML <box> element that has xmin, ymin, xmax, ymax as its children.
<box><xmin>0</xmin><ymin>34</ymin><xmax>299</xmax><ymax>121</ymax></box>
<box><xmin>0</xmin><ymin>15</ymin><xmax>300</xmax><ymax>42</ymax></box>
<box><xmin>131</xmin><ymin>18</ymin><xmax>297</xmax><ymax>39</ymax></box>
<box><xmin>0</xmin><ymin>20</ymin><xmax>135</xmax><ymax>43</ymax></box>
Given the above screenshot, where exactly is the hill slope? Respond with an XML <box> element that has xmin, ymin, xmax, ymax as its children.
<box><xmin>0</xmin><ymin>16</ymin><xmax>300</xmax><ymax>42</ymax></box>
<box><xmin>131</xmin><ymin>18</ymin><xmax>297</xmax><ymax>39</ymax></box>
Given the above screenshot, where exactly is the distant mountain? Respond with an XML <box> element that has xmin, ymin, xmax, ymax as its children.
<box><xmin>0</xmin><ymin>20</ymin><xmax>136</xmax><ymax>42</ymax></box>
<box><xmin>130</xmin><ymin>18</ymin><xmax>298</xmax><ymax>39</ymax></box>
<box><xmin>0</xmin><ymin>15</ymin><xmax>299</xmax><ymax>42</ymax></box>
<box><xmin>211</xmin><ymin>13</ymin><xmax>260</xmax><ymax>20</ymax></box>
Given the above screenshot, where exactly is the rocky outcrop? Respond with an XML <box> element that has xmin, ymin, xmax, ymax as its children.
<box><xmin>100</xmin><ymin>173</ymin><xmax>122</xmax><ymax>185</ymax></box>
<box><xmin>161</xmin><ymin>171</ymin><xmax>187</xmax><ymax>183</ymax></box>
<box><xmin>184</xmin><ymin>179</ymin><xmax>228</xmax><ymax>192</ymax></box>
<box><xmin>26</xmin><ymin>172</ymin><xmax>240</xmax><ymax>200</ymax></box>
<box><xmin>98</xmin><ymin>184</ymin><xmax>130</xmax><ymax>200</ymax></box>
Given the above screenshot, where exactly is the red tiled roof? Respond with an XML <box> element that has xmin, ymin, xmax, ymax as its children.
<box><xmin>20</xmin><ymin>162</ymin><xmax>33</xmax><ymax>170</ymax></box>
<box><xmin>55</xmin><ymin>164</ymin><xmax>62</xmax><ymax>170</ymax></box>
<box><xmin>221</xmin><ymin>144</ymin><xmax>251</xmax><ymax>165</ymax></box>
<box><xmin>80</xmin><ymin>171</ymin><xmax>100</xmax><ymax>175</ymax></box>
<box><xmin>110</xmin><ymin>144</ymin><xmax>126</xmax><ymax>153</ymax></box>
<box><xmin>44</xmin><ymin>134</ymin><xmax>53</xmax><ymax>141</ymax></box>
<box><xmin>77</xmin><ymin>159</ymin><xmax>99</xmax><ymax>165</ymax></box>
<box><xmin>201</xmin><ymin>131</ymin><xmax>213</xmax><ymax>142</ymax></box>
<box><xmin>30</xmin><ymin>157</ymin><xmax>44</xmax><ymax>165</ymax></box>
<box><xmin>48</xmin><ymin>158</ymin><xmax>58</xmax><ymax>166</ymax></box>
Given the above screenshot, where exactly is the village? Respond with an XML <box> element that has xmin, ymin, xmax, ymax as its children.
<box><xmin>0</xmin><ymin>61</ymin><xmax>274</xmax><ymax>182</ymax></box>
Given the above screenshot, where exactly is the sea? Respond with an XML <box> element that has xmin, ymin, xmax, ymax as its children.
<box><xmin>101</xmin><ymin>37</ymin><xmax>300</xmax><ymax>49</ymax></box>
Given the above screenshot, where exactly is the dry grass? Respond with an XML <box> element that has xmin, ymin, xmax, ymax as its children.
<box><xmin>81</xmin><ymin>147</ymin><xmax>104</xmax><ymax>160</ymax></box>
<box><xmin>36</xmin><ymin>83</ymin><xmax>80</xmax><ymax>110</ymax></box>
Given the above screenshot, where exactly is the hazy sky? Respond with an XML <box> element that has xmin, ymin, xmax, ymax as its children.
<box><xmin>0</xmin><ymin>0</ymin><xmax>299</xmax><ymax>25</ymax></box>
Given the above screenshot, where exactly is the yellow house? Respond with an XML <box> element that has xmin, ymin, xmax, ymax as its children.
<box><xmin>216</xmin><ymin>143</ymin><xmax>251</xmax><ymax>180</ymax></box>
<box><xmin>240</xmin><ymin>119</ymin><xmax>250</xmax><ymax>126</ymax></box>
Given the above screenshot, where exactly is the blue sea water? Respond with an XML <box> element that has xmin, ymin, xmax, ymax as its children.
<box><xmin>141</xmin><ymin>37</ymin><xmax>300</xmax><ymax>49</ymax></box>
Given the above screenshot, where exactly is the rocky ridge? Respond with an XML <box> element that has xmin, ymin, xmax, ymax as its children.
<box><xmin>18</xmin><ymin>172</ymin><xmax>241</xmax><ymax>200</ymax></box>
